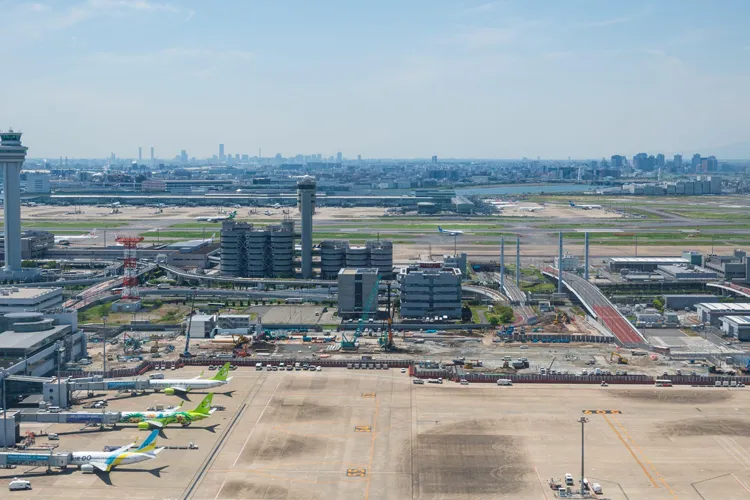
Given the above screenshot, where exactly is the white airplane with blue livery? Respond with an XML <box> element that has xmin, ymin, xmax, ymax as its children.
<box><xmin>437</xmin><ymin>226</ymin><xmax>464</xmax><ymax>236</ymax></box>
<box><xmin>70</xmin><ymin>429</ymin><xmax>163</xmax><ymax>473</ymax></box>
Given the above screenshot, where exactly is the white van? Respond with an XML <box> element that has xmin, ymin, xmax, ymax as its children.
<box><xmin>496</xmin><ymin>379</ymin><xmax>513</xmax><ymax>386</ymax></box>
<box><xmin>47</xmin><ymin>433</ymin><xmax>59</xmax><ymax>440</ymax></box>
<box><xmin>9</xmin><ymin>478</ymin><xmax>32</xmax><ymax>491</ymax></box>
<box><xmin>564</xmin><ymin>473</ymin><xmax>574</xmax><ymax>486</ymax></box>
<box><xmin>592</xmin><ymin>483</ymin><xmax>603</xmax><ymax>494</ymax></box>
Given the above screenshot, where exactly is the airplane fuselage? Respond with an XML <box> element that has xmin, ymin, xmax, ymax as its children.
<box><xmin>69</xmin><ymin>451</ymin><xmax>154</xmax><ymax>469</ymax></box>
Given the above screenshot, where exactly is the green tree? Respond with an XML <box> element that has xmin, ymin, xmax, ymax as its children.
<box><xmin>495</xmin><ymin>305</ymin><xmax>515</xmax><ymax>323</ymax></box>
<box><xmin>652</xmin><ymin>297</ymin><xmax>665</xmax><ymax>312</ymax></box>
<box><xmin>488</xmin><ymin>316</ymin><xmax>500</xmax><ymax>326</ymax></box>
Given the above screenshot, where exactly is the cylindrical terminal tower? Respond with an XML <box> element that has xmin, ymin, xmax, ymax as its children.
<box><xmin>366</xmin><ymin>240</ymin><xmax>393</xmax><ymax>277</ymax></box>
<box><xmin>297</xmin><ymin>176</ymin><xmax>316</xmax><ymax>278</ymax></box>
<box><xmin>0</xmin><ymin>130</ymin><xmax>27</xmax><ymax>273</ymax></box>
<box><xmin>320</xmin><ymin>240</ymin><xmax>347</xmax><ymax>279</ymax></box>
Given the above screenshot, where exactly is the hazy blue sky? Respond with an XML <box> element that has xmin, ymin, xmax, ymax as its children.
<box><xmin>2</xmin><ymin>0</ymin><xmax>749</xmax><ymax>159</ymax></box>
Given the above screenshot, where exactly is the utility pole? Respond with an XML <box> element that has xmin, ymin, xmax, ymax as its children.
<box><xmin>1</xmin><ymin>369</ymin><xmax>6</xmax><ymax>450</ymax></box>
<box><xmin>579</xmin><ymin>416</ymin><xmax>589</xmax><ymax>495</ymax></box>
<box><xmin>500</xmin><ymin>237</ymin><xmax>505</xmax><ymax>291</ymax></box>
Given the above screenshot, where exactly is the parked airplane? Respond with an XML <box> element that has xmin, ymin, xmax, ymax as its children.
<box><xmin>272</xmin><ymin>203</ymin><xmax>282</xmax><ymax>209</ymax></box>
<box><xmin>569</xmin><ymin>201</ymin><xmax>602</xmax><ymax>210</ymax></box>
<box><xmin>148</xmin><ymin>362</ymin><xmax>232</xmax><ymax>395</ymax></box>
<box><xmin>54</xmin><ymin>230</ymin><xmax>96</xmax><ymax>243</ymax></box>
<box><xmin>437</xmin><ymin>226</ymin><xmax>464</xmax><ymax>236</ymax></box>
<box><xmin>518</xmin><ymin>206</ymin><xmax>544</xmax><ymax>212</ymax></box>
<box><xmin>69</xmin><ymin>429</ymin><xmax>163</xmax><ymax>473</ymax></box>
<box><xmin>194</xmin><ymin>211</ymin><xmax>237</xmax><ymax>222</ymax></box>
<box><xmin>120</xmin><ymin>394</ymin><xmax>215</xmax><ymax>429</ymax></box>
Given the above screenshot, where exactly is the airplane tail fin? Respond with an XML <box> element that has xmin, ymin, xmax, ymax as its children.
<box><xmin>193</xmin><ymin>393</ymin><xmax>214</xmax><ymax>415</ymax></box>
<box><xmin>569</xmin><ymin>201</ymin><xmax>575</xmax><ymax>207</ymax></box>
<box><xmin>211</xmin><ymin>362</ymin><xmax>231</xmax><ymax>381</ymax></box>
<box><xmin>135</xmin><ymin>429</ymin><xmax>160</xmax><ymax>453</ymax></box>
<box><xmin>437</xmin><ymin>226</ymin><xmax>443</xmax><ymax>232</ymax></box>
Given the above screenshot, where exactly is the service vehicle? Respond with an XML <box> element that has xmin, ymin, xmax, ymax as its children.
<box><xmin>9</xmin><ymin>478</ymin><xmax>32</xmax><ymax>491</ymax></box>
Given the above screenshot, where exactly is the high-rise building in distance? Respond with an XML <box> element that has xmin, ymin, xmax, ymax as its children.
<box><xmin>674</xmin><ymin>154</ymin><xmax>682</xmax><ymax>170</ymax></box>
<box><xmin>138</xmin><ymin>146</ymin><xmax>142</xmax><ymax>162</ymax></box>
<box><xmin>336</xmin><ymin>152</ymin><xmax>342</xmax><ymax>163</ymax></box>
<box><xmin>219</xmin><ymin>144</ymin><xmax>225</xmax><ymax>161</ymax></box>
<box><xmin>150</xmin><ymin>146</ymin><xmax>155</xmax><ymax>162</ymax></box>
<box><xmin>656</xmin><ymin>153</ymin><xmax>665</xmax><ymax>167</ymax></box>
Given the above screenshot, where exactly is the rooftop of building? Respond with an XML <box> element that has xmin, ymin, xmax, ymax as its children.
<box><xmin>164</xmin><ymin>239</ymin><xmax>213</xmax><ymax>252</ymax></box>
<box><xmin>339</xmin><ymin>268</ymin><xmax>379</xmax><ymax>276</ymax></box>
<box><xmin>721</xmin><ymin>316</ymin><xmax>750</xmax><ymax>325</ymax></box>
<box><xmin>610</xmin><ymin>257</ymin><xmax>689</xmax><ymax>264</ymax></box>
<box><xmin>696</xmin><ymin>303</ymin><xmax>750</xmax><ymax>312</ymax></box>
<box><xmin>0</xmin><ymin>324</ymin><xmax>69</xmax><ymax>351</ymax></box>
<box><xmin>0</xmin><ymin>287</ymin><xmax>60</xmax><ymax>301</ymax></box>
<box><xmin>658</xmin><ymin>264</ymin><xmax>716</xmax><ymax>275</ymax></box>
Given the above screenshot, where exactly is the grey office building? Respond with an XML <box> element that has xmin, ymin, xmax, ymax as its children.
<box><xmin>398</xmin><ymin>263</ymin><xmax>462</xmax><ymax>319</ymax></box>
<box><xmin>337</xmin><ymin>268</ymin><xmax>379</xmax><ymax>317</ymax></box>
<box><xmin>220</xmin><ymin>220</ymin><xmax>295</xmax><ymax>278</ymax></box>
<box><xmin>320</xmin><ymin>240</ymin><xmax>394</xmax><ymax>279</ymax></box>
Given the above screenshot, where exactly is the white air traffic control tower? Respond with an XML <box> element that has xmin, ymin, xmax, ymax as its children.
<box><xmin>0</xmin><ymin>130</ymin><xmax>38</xmax><ymax>279</ymax></box>
<box><xmin>297</xmin><ymin>176</ymin><xmax>316</xmax><ymax>279</ymax></box>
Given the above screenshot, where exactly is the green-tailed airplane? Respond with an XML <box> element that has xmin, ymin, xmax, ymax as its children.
<box><xmin>149</xmin><ymin>362</ymin><xmax>232</xmax><ymax>395</ymax></box>
<box><xmin>120</xmin><ymin>393</ymin><xmax>215</xmax><ymax>430</ymax></box>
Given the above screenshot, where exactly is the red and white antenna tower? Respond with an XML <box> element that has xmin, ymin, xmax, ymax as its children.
<box><xmin>115</xmin><ymin>235</ymin><xmax>144</xmax><ymax>299</ymax></box>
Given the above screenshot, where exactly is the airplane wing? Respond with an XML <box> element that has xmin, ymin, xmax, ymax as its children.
<box><xmin>192</xmin><ymin>371</ymin><xmax>204</xmax><ymax>380</ymax></box>
<box><xmin>144</xmin><ymin>419</ymin><xmax>165</xmax><ymax>429</ymax></box>
<box><xmin>112</xmin><ymin>442</ymin><xmax>136</xmax><ymax>453</ymax></box>
<box><xmin>89</xmin><ymin>461</ymin><xmax>111</xmax><ymax>472</ymax></box>
<box><xmin>150</xmin><ymin>447</ymin><xmax>166</xmax><ymax>456</ymax></box>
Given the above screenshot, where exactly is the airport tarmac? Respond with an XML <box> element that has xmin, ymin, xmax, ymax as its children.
<box><xmin>6</xmin><ymin>367</ymin><xmax>750</xmax><ymax>499</ymax></box>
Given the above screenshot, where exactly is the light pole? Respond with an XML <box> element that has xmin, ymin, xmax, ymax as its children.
<box><xmin>579</xmin><ymin>416</ymin><xmax>589</xmax><ymax>495</ymax></box>
<box><xmin>102</xmin><ymin>316</ymin><xmax>108</xmax><ymax>377</ymax></box>
<box><xmin>1</xmin><ymin>369</ymin><xmax>7</xmax><ymax>450</ymax></box>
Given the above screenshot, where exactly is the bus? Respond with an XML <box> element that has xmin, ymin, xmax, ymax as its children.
<box><xmin>286</xmin><ymin>298</ymin><xmax>303</xmax><ymax>304</ymax></box>
<box><xmin>655</xmin><ymin>379</ymin><xmax>673</xmax><ymax>387</ymax></box>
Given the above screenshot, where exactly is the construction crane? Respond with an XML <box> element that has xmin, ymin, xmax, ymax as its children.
<box><xmin>548</xmin><ymin>356</ymin><xmax>557</xmax><ymax>372</ymax></box>
<box><xmin>379</xmin><ymin>282</ymin><xmax>394</xmax><ymax>351</ymax></box>
<box><xmin>180</xmin><ymin>292</ymin><xmax>198</xmax><ymax>358</ymax></box>
<box><xmin>341</xmin><ymin>276</ymin><xmax>381</xmax><ymax>350</ymax></box>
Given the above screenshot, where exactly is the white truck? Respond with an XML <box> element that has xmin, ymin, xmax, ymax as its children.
<box><xmin>9</xmin><ymin>478</ymin><xmax>32</xmax><ymax>491</ymax></box>
<box><xmin>496</xmin><ymin>379</ymin><xmax>513</xmax><ymax>386</ymax></box>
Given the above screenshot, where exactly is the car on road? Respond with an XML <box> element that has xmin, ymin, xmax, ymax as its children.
<box><xmin>412</xmin><ymin>378</ymin><xmax>424</xmax><ymax>385</ymax></box>
<box><xmin>400</xmin><ymin>368</ymin><xmax>407</xmax><ymax>373</ymax></box>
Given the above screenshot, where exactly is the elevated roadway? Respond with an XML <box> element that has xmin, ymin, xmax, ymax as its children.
<box><xmin>462</xmin><ymin>284</ymin><xmax>506</xmax><ymax>303</ymax></box>
<box><xmin>159</xmin><ymin>264</ymin><xmax>335</xmax><ymax>287</ymax></box>
<box><xmin>502</xmin><ymin>281</ymin><xmax>526</xmax><ymax>304</ymax></box>
<box><xmin>543</xmin><ymin>268</ymin><xmax>645</xmax><ymax>346</ymax></box>
<box><xmin>139</xmin><ymin>286</ymin><xmax>333</xmax><ymax>302</ymax></box>
<box><xmin>707</xmin><ymin>282</ymin><xmax>750</xmax><ymax>299</ymax></box>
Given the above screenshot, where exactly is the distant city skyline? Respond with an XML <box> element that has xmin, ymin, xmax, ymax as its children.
<box><xmin>3</xmin><ymin>0</ymin><xmax>750</xmax><ymax>159</ymax></box>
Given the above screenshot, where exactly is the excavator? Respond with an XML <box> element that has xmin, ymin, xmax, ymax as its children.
<box><xmin>610</xmin><ymin>352</ymin><xmax>629</xmax><ymax>365</ymax></box>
